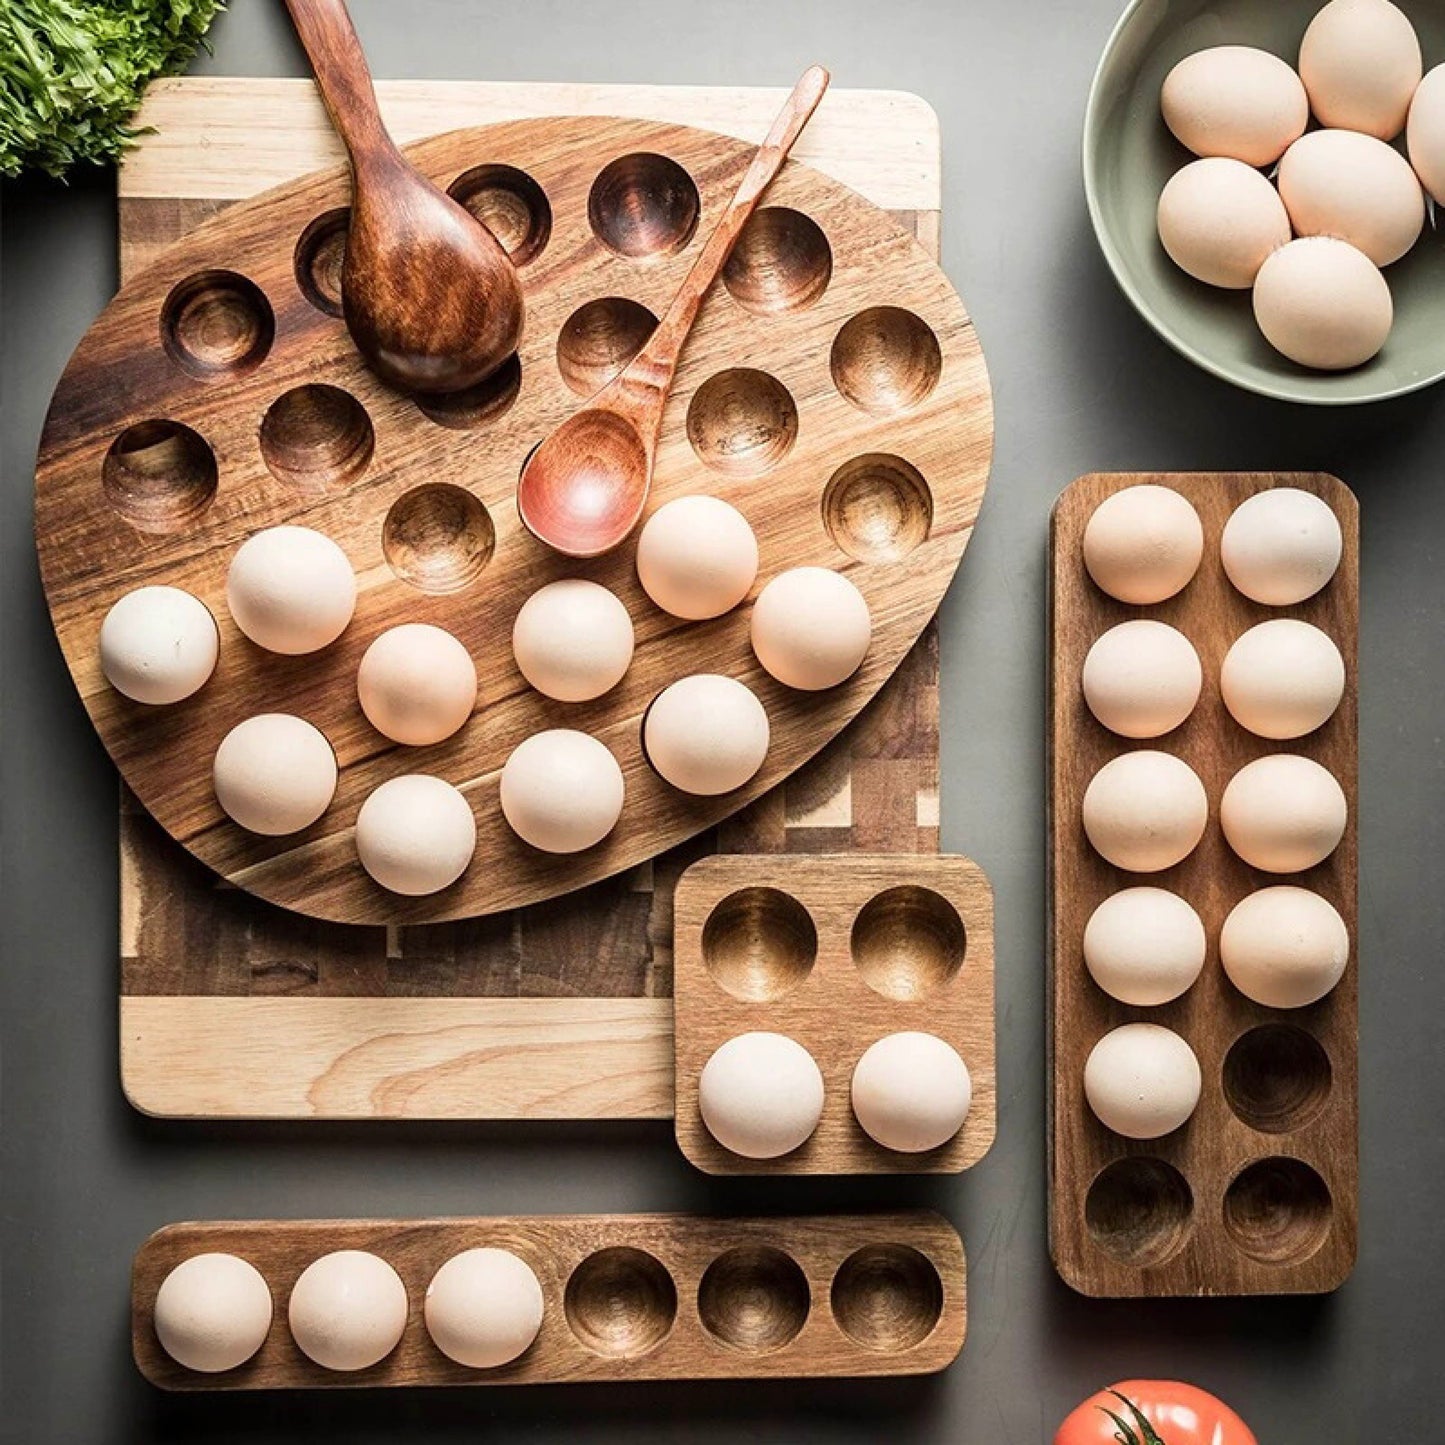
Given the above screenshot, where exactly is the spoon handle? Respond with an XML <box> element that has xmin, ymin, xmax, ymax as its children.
<box><xmin>283</xmin><ymin>0</ymin><xmax>395</xmax><ymax>163</ymax></box>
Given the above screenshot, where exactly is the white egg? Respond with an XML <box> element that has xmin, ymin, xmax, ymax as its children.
<box><xmin>287</xmin><ymin>1250</ymin><xmax>408</xmax><ymax>1372</ymax></box>
<box><xmin>698</xmin><ymin>1031</ymin><xmax>824</xmax><ymax>1158</ymax></box>
<box><xmin>1299</xmin><ymin>0</ymin><xmax>1422</xmax><ymax>141</ymax></box>
<box><xmin>850</xmin><ymin>1031</ymin><xmax>972</xmax><ymax>1153</ymax></box>
<box><xmin>357</xmin><ymin>623</ymin><xmax>477</xmax><ymax>746</ymax></box>
<box><xmin>1157</xmin><ymin>158</ymin><xmax>1292</xmax><ymax>289</ymax></box>
<box><xmin>99</xmin><ymin>585</ymin><xmax>218</xmax><ymax>705</ymax></box>
<box><xmin>226</xmin><ymin>525</ymin><xmax>356</xmax><ymax>655</ymax></box>
<box><xmin>1408</xmin><ymin>64</ymin><xmax>1445</xmax><ymax>204</ymax></box>
<box><xmin>750</xmin><ymin>566</ymin><xmax>871</xmax><ymax>691</ymax></box>
<box><xmin>1083</xmin><ymin>887</ymin><xmax>1207</xmax><ymax>1006</ymax></box>
<box><xmin>1221</xmin><ymin>488</ymin><xmax>1343</xmax><ymax>605</ymax></box>
<box><xmin>1221</xmin><ymin>754</ymin><xmax>1347</xmax><ymax>873</ymax></box>
<box><xmin>1082</xmin><ymin>485</ymin><xmax>1203</xmax><ymax>604</ymax></box>
<box><xmin>213</xmin><ymin>713</ymin><xmax>337</xmax><ymax>835</ymax></box>
<box><xmin>1253</xmin><ymin>236</ymin><xmax>1393</xmax><ymax>373</ymax></box>
<box><xmin>1082</xmin><ymin>620</ymin><xmax>1202</xmax><ymax>739</ymax></box>
<box><xmin>153</xmin><ymin>1253</ymin><xmax>272</xmax><ymax>1374</ymax></box>
<box><xmin>1160</xmin><ymin>45</ymin><xmax>1309</xmax><ymax>166</ymax></box>
<box><xmin>355</xmin><ymin>774</ymin><xmax>476</xmax><ymax>894</ymax></box>
<box><xmin>1084</xmin><ymin>1023</ymin><xmax>1202</xmax><ymax>1139</ymax></box>
<box><xmin>1082</xmin><ymin>751</ymin><xmax>1208</xmax><ymax>872</ymax></box>
<box><xmin>512</xmin><ymin>579</ymin><xmax>633</xmax><ymax>702</ymax></box>
<box><xmin>636</xmin><ymin>496</ymin><xmax>759</xmax><ymax>620</ymax></box>
<box><xmin>644</xmin><ymin>675</ymin><xmax>770</xmax><ymax>796</ymax></box>
<box><xmin>1221</xmin><ymin>620</ymin><xmax>1346</xmax><ymax>739</ymax></box>
<box><xmin>1221</xmin><ymin>886</ymin><xmax>1350</xmax><ymax>1007</ymax></box>
<box><xmin>424</xmin><ymin>1248</ymin><xmax>544</xmax><ymax>1369</ymax></box>
<box><xmin>499</xmin><ymin>729</ymin><xmax>624</xmax><ymax>852</ymax></box>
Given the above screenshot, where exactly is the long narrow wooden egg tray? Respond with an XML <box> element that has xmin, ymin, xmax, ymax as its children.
<box><xmin>1048</xmin><ymin>472</ymin><xmax>1359</xmax><ymax>1298</ymax></box>
<box><xmin>133</xmin><ymin>1211</ymin><xmax>966</xmax><ymax>1389</ymax></box>
<box><xmin>673</xmin><ymin>853</ymin><xmax>995</xmax><ymax>1175</ymax></box>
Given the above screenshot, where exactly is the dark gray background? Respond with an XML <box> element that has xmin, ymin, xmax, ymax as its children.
<box><xmin>4</xmin><ymin>2</ymin><xmax>1442</xmax><ymax>1438</ymax></box>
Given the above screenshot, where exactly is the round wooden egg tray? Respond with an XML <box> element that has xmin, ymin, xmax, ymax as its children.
<box><xmin>35</xmin><ymin>116</ymin><xmax>993</xmax><ymax>925</ymax></box>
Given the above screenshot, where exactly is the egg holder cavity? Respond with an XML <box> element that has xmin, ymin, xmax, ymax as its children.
<box><xmin>673</xmin><ymin>854</ymin><xmax>996</xmax><ymax>1175</ymax></box>
<box><xmin>1048</xmin><ymin>472</ymin><xmax>1359</xmax><ymax>1298</ymax></box>
<box><xmin>34</xmin><ymin>114</ymin><xmax>992</xmax><ymax>927</ymax></box>
<box><xmin>133</xmin><ymin>1211</ymin><xmax>965</xmax><ymax>1389</ymax></box>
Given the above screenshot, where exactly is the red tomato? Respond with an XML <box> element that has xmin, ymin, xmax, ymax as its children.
<box><xmin>1054</xmin><ymin>1381</ymin><xmax>1258</xmax><ymax>1445</ymax></box>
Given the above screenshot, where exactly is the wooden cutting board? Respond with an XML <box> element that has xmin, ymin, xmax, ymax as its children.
<box><xmin>116</xmin><ymin>79</ymin><xmax>956</xmax><ymax>1120</ymax></box>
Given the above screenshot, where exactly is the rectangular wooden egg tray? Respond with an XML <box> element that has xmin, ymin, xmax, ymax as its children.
<box><xmin>673</xmin><ymin>854</ymin><xmax>995</xmax><ymax>1175</ymax></box>
<box><xmin>132</xmin><ymin>1210</ymin><xmax>965</xmax><ymax>1388</ymax></box>
<box><xmin>1048</xmin><ymin>472</ymin><xmax>1359</xmax><ymax>1298</ymax></box>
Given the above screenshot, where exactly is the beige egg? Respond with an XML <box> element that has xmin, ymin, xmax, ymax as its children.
<box><xmin>636</xmin><ymin>495</ymin><xmax>759</xmax><ymax>620</ymax></box>
<box><xmin>99</xmin><ymin>585</ymin><xmax>218</xmax><ymax>705</ymax></box>
<box><xmin>1082</xmin><ymin>485</ymin><xmax>1204</xmax><ymax>604</ymax></box>
<box><xmin>1221</xmin><ymin>754</ymin><xmax>1347</xmax><ymax>873</ymax></box>
<box><xmin>850</xmin><ymin>1031</ymin><xmax>972</xmax><ymax>1154</ymax></box>
<box><xmin>357</xmin><ymin>623</ymin><xmax>477</xmax><ymax>746</ymax></box>
<box><xmin>499</xmin><ymin>729</ymin><xmax>625</xmax><ymax>852</ymax></box>
<box><xmin>1221</xmin><ymin>886</ymin><xmax>1350</xmax><ymax>1007</ymax></box>
<box><xmin>1221</xmin><ymin>619</ymin><xmax>1346</xmax><ymax>739</ymax></box>
<box><xmin>1083</xmin><ymin>887</ymin><xmax>1207</xmax><ymax>1006</ymax></box>
<box><xmin>1082</xmin><ymin>751</ymin><xmax>1208</xmax><ymax>872</ymax></box>
<box><xmin>1253</xmin><ymin>237</ymin><xmax>1393</xmax><ymax>371</ymax></box>
<box><xmin>512</xmin><ymin>579</ymin><xmax>634</xmax><ymax>703</ymax></box>
<box><xmin>1161</xmin><ymin>45</ymin><xmax>1309</xmax><ymax>166</ymax></box>
<box><xmin>644</xmin><ymin>674</ymin><xmax>770</xmax><ymax>796</ymax></box>
<box><xmin>1084</xmin><ymin>1023</ymin><xmax>1202</xmax><ymax>1139</ymax></box>
<box><xmin>1277</xmin><ymin>129</ymin><xmax>1424</xmax><ymax>267</ymax></box>
<box><xmin>226</xmin><ymin>525</ymin><xmax>355</xmax><ymax>655</ymax></box>
<box><xmin>355</xmin><ymin>774</ymin><xmax>476</xmax><ymax>894</ymax></box>
<box><xmin>1157</xmin><ymin>158</ymin><xmax>1292</xmax><ymax>289</ymax></box>
<box><xmin>1222</xmin><ymin>487</ymin><xmax>1343</xmax><ymax>605</ymax></box>
<box><xmin>288</xmin><ymin>1250</ymin><xmax>408</xmax><ymax>1372</ymax></box>
<box><xmin>213</xmin><ymin>713</ymin><xmax>337</xmax><ymax>835</ymax></box>
<box><xmin>1082</xmin><ymin>620</ymin><xmax>1202</xmax><ymax>739</ymax></box>
<box><xmin>750</xmin><ymin>566</ymin><xmax>871</xmax><ymax>691</ymax></box>
<box><xmin>1299</xmin><ymin>0</ymin><xmax>1422</xmax><ymax>141</ymax></box>
<box><xmin>425</xmin><ymin>1249</ymin><xmax>545</xmax><ymax>1369</ymax></box>
<box><xmin>1408</xmin><ymin>64</ymin><xmax>1445</xmax><ymax>204</ymax></box>
<box><xmin>153</xmin><ymin>1253</ymin><xmax>273</xmax><ymax>1374</ymax></box>
<box><xmin>699</xmin><ymin>1032</ymin><xmax>824</xmax><ymax>1158</ymax></box>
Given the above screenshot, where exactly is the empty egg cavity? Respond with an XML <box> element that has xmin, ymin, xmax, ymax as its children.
<box><xmin>447</xmin><ymin>164</ymin><xmax>552</xmax><ymax>267</ymax></box>
<box><xmin>161</xmin><ymin>270</ymin><xmax>275</xmax><ymax>380</ymax></box>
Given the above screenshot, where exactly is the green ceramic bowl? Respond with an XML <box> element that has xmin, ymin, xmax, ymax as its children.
<box><xmin>1084</xmin><ymin>0</ymin><xmax>1445</xmax><ymax>405</ymax></box>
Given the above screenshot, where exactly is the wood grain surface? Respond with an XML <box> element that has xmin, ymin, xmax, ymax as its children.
<box><xmin>133</xmin><ymin>1210</ymin><xmax>966</xmax><ymax>1389</ymax></box>
<box><xmin>674</xmin><ymin>854</ymin><xmax>995</xmax><ymax>1175</ymax></box>
<box><xmin>1048</xmin><ymin>472</ymin><xmax>1358</xmax><ymax>1298</ymax></box>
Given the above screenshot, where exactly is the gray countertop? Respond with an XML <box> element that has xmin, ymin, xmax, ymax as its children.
<box><xmin>3</xmin><ymin>2</ymin><xmax>1443</xmax><ymax>1438</ymax></box>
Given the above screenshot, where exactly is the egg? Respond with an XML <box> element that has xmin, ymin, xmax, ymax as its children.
<box><xmin>1082</xmin><ymin>485</ymin><xmax>1203</xmax><ymax>605</ymax></box>
<box><xmin>1160</xmin><ymin>45</ymin><xmax>1309</xmax><ymax>166</ymax></box>
<box><xmin>99</xmin><ymin>585</ymin><xmax>219</xmax><ymax>705</ymax></box>
<box><xmin>1084</xmin><ymin>1023</ymin><xmax>1202</xmax><ymax>1139</ymax></box>
<box><xmin>1221</xmin><ymin>619</ymin><xmax>1346</xmax><ymax>739</ymax></box>
<box><xmin>1220</xmin><ymin>754</ymin><xmax>1348</xmax><ymax>873</ymax></box>
<box><xmin>213</xmin><ymin>713</ymin><xmax>337</xmax><ymax>835</ymax></box>
<box><xmin>1221</xmin><ymin>886</ymin><xmax>1350</xmax><ymax>1007</ymax></box>
<box><xmin>750</xmin><ymin>566</ymin><xmax>871</xmax><ymax>691</ymax></box>
<box><xmin>1408</xmin><ymin>64</ymin><xmax>1445</xmax><ymax>204</ymax></box>
<box><xmin>499</xmin><ymin>729</ymin><xmax>625</xmax><ymax>852</ymax></box>
<box><xmin>636</xmin><ymin>496</ymin><xmax>759</xmax><ymax>620</ymax></box>
<box><xmin>1083</xmin><ymin>887</ymin><xmax>1207</xmax><ymax>1006</ymax></box>
<box><xmin>1299</xmin><ymin>0</ymin><xmax>1422</xmax><ymax>141</ymax></box>
<box><xmin>1082</xmin><ymin>751</ymin><xmax>1209</xmax><ymax>872</ymax></box>
<box><xmin>355</xmin><ymin>773</ymin><xmax>476</xmax><ymax>893</ymax></box>
<box><xmin>1082</xmin><ymin>620</ymin><xmax>1202</xmax><ymax>739</ymax></box>
<box><xmin>850</xmin><ymin>1031</ymin><xmax>972</xmax><ymax>1153</ymax></box>
<box><xmin>287</xmin><ymin>1250</ymin><xmax>408</xmax><ymax>1372</ymax></box>
<box><xmin>1252</xmin><ymin>238</ymin><xmax>1393</xmax><ymax>372</ymax></box>
<box><xmin>1221</xmin><ymin>487</ymin><xmax>1343</xmax><ymax>605</ymax></box>
<box><xmin>153</xmin><ymin>1253</ymin><xmax>273</xmax><ymax>1374</ymax></box>
<box><xmin>512</xmin><ymin>579</ymin><xmax>634</xmax><ymax>703</ymax></box>
<box><xmin>357</xmin><ymin>623</ymin><xmax>477</xmax><ymax>746</ymax></box>
<box><xmin>1277</xmin><ymin>129</ymin><xmax>1425</xmax><ymax>267</ymax></box>
<box><xmin>644</xmin><ymin>674</ymin><xmax>770</xmax><ymax>796</ymax></box>
<box><xmin>226</xmin><ymin>525</ymin><xmax>356</xmax><ymax>655</ymax></box>
<box><xmin>698</xmin><ymin>1031</ymin><xmax>825</xmax><ymax>1158</ymax></box>
<box><xmin>1157</xmin><ymin>158</ymin><xmax>1292</xmax><ymax>289</ymax></box>
<box><xmin>424</xmin><ymin>1248</ymin><xmax>545</xmax><ymax>1369</ymax></box>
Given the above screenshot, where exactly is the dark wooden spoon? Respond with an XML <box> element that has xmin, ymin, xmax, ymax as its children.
<box><xmin>517</xmin><ymin>65</ymin><xmax>830</xmax><ymax>557</ymax></box>
<box><xmin>283</xmin><ymin>0</ymin><xmax>523</xmax><ymax>394</ymax></box>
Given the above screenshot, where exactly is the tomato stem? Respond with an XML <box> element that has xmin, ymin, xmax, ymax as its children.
<box><xmin>1098</xmin><ymin>1393</ymin><xmax>1169</xmax><ymax>1445</ymax></box>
